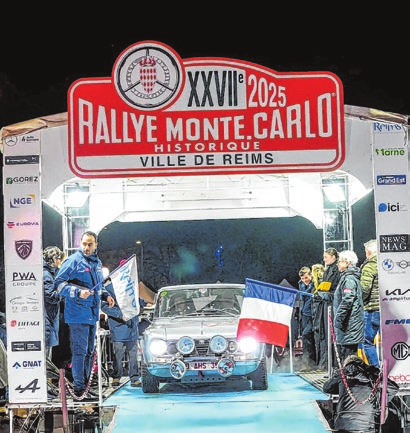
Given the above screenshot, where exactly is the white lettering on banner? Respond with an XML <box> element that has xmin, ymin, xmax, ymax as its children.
<box><xmin>153</xmin><ymin>141</ymin><xmax>260</xmax><ymax>153</ymax></box>
<box><xmin>69</xmin><ymin>41</ymin><xmax>344</xmax><ymax>177</ymax></box>
<box><xmin>166</xmin><ymin>116</ymin><xmax>245</xmax><ymax>141</ymax></box>
<box><xmin>76</xmin><ymin>94</ymin><xmax>333</xmax><ymax>147</ymax></box>
<box><xmin>253</xmin><ymin>95</ymin><xmax>332</xmax><ymax>139</ymax></box>
<box><xmin>79</xmin><ymin>99</ymin><xmax>157</xmax><ymax>144</ymax></box>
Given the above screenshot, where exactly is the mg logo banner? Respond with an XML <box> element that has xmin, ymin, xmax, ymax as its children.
<box><xmin>68</xmin><ymin>40</ymin><xmax>345</xmax><ymax>178</ymax></box>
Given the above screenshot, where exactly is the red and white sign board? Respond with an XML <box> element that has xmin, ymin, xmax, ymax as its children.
<box><xmin>68</xmin><ymin>41</ymin><xmax>345</xmax><ymax>178</ymax></box>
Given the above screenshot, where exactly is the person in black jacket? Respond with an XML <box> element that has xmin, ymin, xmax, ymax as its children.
<box><xmin>312</xmin><ymin>247</ymin><xmax>340</xmax><ymax>370</ymax></box>
<box><xmin>43</xmin><ymin>246</ymin><xmax>65</xmax><ymax>359</ymax></box>
<box><xmin>101</xmin><ymin>283</ymin><xmax>147</xmax><ymax>388</ymax></box>
<box><xmin>296</xmin><ymin>266</ymin><xmax>316</xmax><ymax>369</ymax></box>
<box><xmin>323</xmin><ymin>247</ymin><xmax>341</xmax><ymax>291</ymax></box>
<box><xmin>333</xmin><ymin>250</ymin><xmax>364</xmax><ymax>361</ymax></box>
<box><xmin>323</xmin><ymin>355</ymin><xmax>399</xmax><ymax>433</ymax></box>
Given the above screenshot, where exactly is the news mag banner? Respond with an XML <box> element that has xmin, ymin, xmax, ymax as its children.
<box><xmin>373</xmin><ymin>122</ymin><xmax>410</xmax><ymax>390</ymax></box>
<box><xmin>3</xmin><ymin>131</ymin><xmax>48</xmax><ymax>403</ymax></box>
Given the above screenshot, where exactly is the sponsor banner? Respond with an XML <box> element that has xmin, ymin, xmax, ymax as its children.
<box><xmin>6</xmin><ymin>265</ymin><xmax>42</xmax><ymax>292</ymax></box>
<box><xmin>380</xmin><ymin>255</ymin><xmax>410</xmax><ymax>285</ymax></box>
<box><xmin>68</xmin><ymin>40</ymin><xmax>345</xmax><ymax>178</ymax></box>
<box><xmin>8</xmin><ymin>318</ymin><xmax>44</xmax><ymax>340</ymax></box>
<box><xmin>4</xmin><ymin>233</ymin><xmax>42</xmax><ymax>266</ymax></box>
<box><xmin>8</xmin><ymin>293</ymin><xmax>42</xmax><ymax>315</ymax></box>
<box><xmin>384</xmin><ymin>339</ymin><xmax>410</xmax><ymax>390</ymax></box>
<box><xmin>379</xmin><ymin>234</ymin><xmax>410</xmax><ymax>253</ymax></box>
<box><xmin>3</xmin><ymin>164</ymin><xmax>40</xmax><ymax>190</ymax></box>
<box><xmin>6</xmin><ymin>265</ymin><xmax>44</xmax><ymax>342</ymax></box>
<box><xmin>7</xmin><ymin>363</ymin><xmax>47</xmax><ymax>403</ymax></box>
<box><xmin>373</xmin><ymin>122</ymin><xmax>410</xmax><ymax>388</ymax></box>
<box><xmin>2</xmin><ymin>131</ymin><xmax>41</xmax><ymax>156</ymax></box>
<box><xmin>3</xmin><ymin>165</ymin><xmax>42</xmax><ymax>268</ymax></box>
<box><xmin>373</xmin><ymin>122</ymin><xmax>408</xmax><ymax>173</ymax></box>
<box><xmin>4</xmin><ymin>134</ymin><xmax>46</xmax><ymax>403</ymax></box>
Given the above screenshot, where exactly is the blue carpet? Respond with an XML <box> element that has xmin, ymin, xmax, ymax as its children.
<box><xmin>105</xmin><ymin>373</ymin><xmax>330</xmax><ymax>432</ymax></box>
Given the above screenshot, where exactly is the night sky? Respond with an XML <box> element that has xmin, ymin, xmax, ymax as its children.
<box><xmin>0</xmin><ymin>10</ymin><xmax>408</xmax><ymax>129</ymax></box>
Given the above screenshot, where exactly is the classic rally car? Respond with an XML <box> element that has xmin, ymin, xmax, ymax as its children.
<box><xmin>140</xmin><ymin>283</ymin><xmax>268</xmax><ymax>393</ymax></box>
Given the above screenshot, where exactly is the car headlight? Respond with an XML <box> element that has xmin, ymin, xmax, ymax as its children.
<box><xmin>149</xmin><ymin>339</ymin><xmax>168</xmax><ymax>356</ymax></box>
<box><xmin>238</xmin><ymin>337</ymin><xmax>258</xmax><ymax>353</ymax></box>
<box><xmin>177</xmin><ymin>336</ymin><xmax>195</xmax><ymax>354</ymax></box>
<box><xmin>210</xmin><ymin>335</ymin><xmax>227</xmax><ymax>354</ymax></box>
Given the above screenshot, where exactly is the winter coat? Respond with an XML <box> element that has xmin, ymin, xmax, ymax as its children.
<box><xmin>322</xmin><ymin>260</ymin><xmax>341</xmax><ymax>294</ymax></box>
<box><xmin>315</xmin><ymin>260</ymin><xmax>341</xmax><ymax>307</ymax></box>
<box><xmin>360</xmin><ymin>253</ymin><xmax>379</xmax><ymax>312</ymax></box>
<box><xmin>298</xmin><ymin>279</ymin><xmax>314</xmax><ymax>318</ymax></box>
<box><xmin>43</xmin><ymin>261</ymin><xmax>60</xmax><ymax>347</ymax></box>
<box><xmin>101</xmin><ymin>283</ymin><xmax>139</xmax><ymax>343</ymax></box>
<box><xmin>55</xmin><ymin>247</ymin><xmax>109</xmax><ymax>324</ymax></box>
<box><xmin>323</xmin><ymin>359</ymin><xmax>399</xmax><ymax>432</ymax></box>
<box><xmin>333</xmin><ymin>266</ymin><xmax>364</xmax><ymax>345</ymax></box>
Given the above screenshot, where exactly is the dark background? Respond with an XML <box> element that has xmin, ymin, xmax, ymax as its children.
<box><xmin>0</xmin><ymin>9</ymin><xmax>409</xmax><ymax>128</ymax></box>
<box><xmin>0</xmin><ymin>9</ymin><xmax>404</xmax><ymax>307</ymax></box>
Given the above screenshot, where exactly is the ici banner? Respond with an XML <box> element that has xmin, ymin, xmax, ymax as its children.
<box><xmin>373</xmin><ymin>122</ymin><xmax>410</xmax><ymax>390</ymax></box>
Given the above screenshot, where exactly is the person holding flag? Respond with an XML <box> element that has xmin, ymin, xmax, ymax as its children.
<box><xmin>101</xmin><ymin>256</ymin><xmax>145</xmax><ymax>388</ymax></box>
<box><xmin>55</xmin><ymin>231</ymin><xmax>115</xmax><ymax>400</ymax></box>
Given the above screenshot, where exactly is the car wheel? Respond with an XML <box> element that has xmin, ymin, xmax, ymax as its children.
<box><xmin>248</xmin><ymin>356</ymin><xmax>268</xmax><ymax>390</ymax></box>
<box><xmin>141</xmin><ymin>363</ymin><xmax>160</xmax><ymax>393</ymax></box>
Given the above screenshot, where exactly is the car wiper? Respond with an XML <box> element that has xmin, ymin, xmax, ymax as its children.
<box><xmin>196</xmin><ymin>308</ymin><xmax>236</xmax><ymax>316</ymax></box>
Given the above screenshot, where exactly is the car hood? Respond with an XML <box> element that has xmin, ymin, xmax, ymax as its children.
<box><xmin>145</xmin><ymin>317</ymin><xmax>239</xmax><ymax>340</ymax></box>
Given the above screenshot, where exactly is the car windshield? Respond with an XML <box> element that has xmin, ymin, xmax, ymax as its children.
<box><xmin>157</xmin><ymin>287</ymin><xmax>244</xmax><ymax>318</ymax></box>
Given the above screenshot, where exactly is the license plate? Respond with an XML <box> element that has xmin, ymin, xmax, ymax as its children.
<box><xmin>187</xmin><ymin>361</ymin><xmax>218</xmax><ymax>370</ymax></box>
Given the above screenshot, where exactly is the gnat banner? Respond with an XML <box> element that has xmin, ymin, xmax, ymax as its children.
<box><xmin>68</xmin><ymin>41</ymin><xmax>345</xmax><ymax>178</ymax></box>
<box><xmin>3</xmin><ymin>131</ymin><xmax>48</xmax><ymax>403</ymax></box>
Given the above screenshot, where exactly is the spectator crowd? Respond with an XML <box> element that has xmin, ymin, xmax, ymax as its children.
<box><xmin>293</xmin><ymin>239</ymin><xmax>380</xmax><ymax>372</ymax></box>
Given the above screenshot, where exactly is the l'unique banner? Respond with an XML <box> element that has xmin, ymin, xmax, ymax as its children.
<box><xmin>68</xmin><ymin>40</ymin><xmax>345</xmax><ymax>178</ymax></box>
<box><xmin>373</xmin><ymin>121</ymin><xmax>410</xmax><ymax>390</ymax></box>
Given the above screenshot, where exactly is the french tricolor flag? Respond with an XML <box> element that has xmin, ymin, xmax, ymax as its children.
<box><xmin>237</xmin><ymin>278</ymin><xmax>298</xmax><ymax>347</ymax></box>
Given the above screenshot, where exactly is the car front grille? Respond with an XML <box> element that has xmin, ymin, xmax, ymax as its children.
<box><xmin>194</xmin><ymin>339</ymin><xmax>209</xmax><ymax>356</ymax></box>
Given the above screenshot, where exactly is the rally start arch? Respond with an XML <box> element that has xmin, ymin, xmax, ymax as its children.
<box><xmin>0</xmin><ymin>41</ymin><xmax>408</xmax><ymax>418</ymax></box>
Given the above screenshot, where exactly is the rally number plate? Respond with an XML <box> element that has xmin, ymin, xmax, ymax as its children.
<box><xmin>187</xmin><ymin>361</ymin><xmax>218</xmax><ymax>370</ymax></box>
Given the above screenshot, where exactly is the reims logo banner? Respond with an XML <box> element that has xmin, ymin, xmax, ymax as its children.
<box><xmin>68</xmin><ymin>40</ymin><xmax>344</xmax><ymax>178</ymax></box>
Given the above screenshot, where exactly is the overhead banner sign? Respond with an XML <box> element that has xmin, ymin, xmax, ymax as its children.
<box><xmin>68</xmin><ymin>40</ymin><xmax>345</xmax><ymax>178</ymax></box>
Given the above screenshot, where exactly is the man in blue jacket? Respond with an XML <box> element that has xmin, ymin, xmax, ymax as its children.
<box><xmin>55</xmin><ymin>231</ymin><xmax>114</xmax><ymax>399</ymax></box>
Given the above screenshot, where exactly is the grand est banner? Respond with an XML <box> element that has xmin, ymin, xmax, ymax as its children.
<box><xmin>68</xmin><ymin>40</ymin><xmax>345</xmax><ymax>178</ymax></box>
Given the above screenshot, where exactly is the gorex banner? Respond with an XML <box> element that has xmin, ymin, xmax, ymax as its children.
<box><xmin>68</xmin><ymin>40</ymin><xmax>344</xmax><ymax>178</ymax></box>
